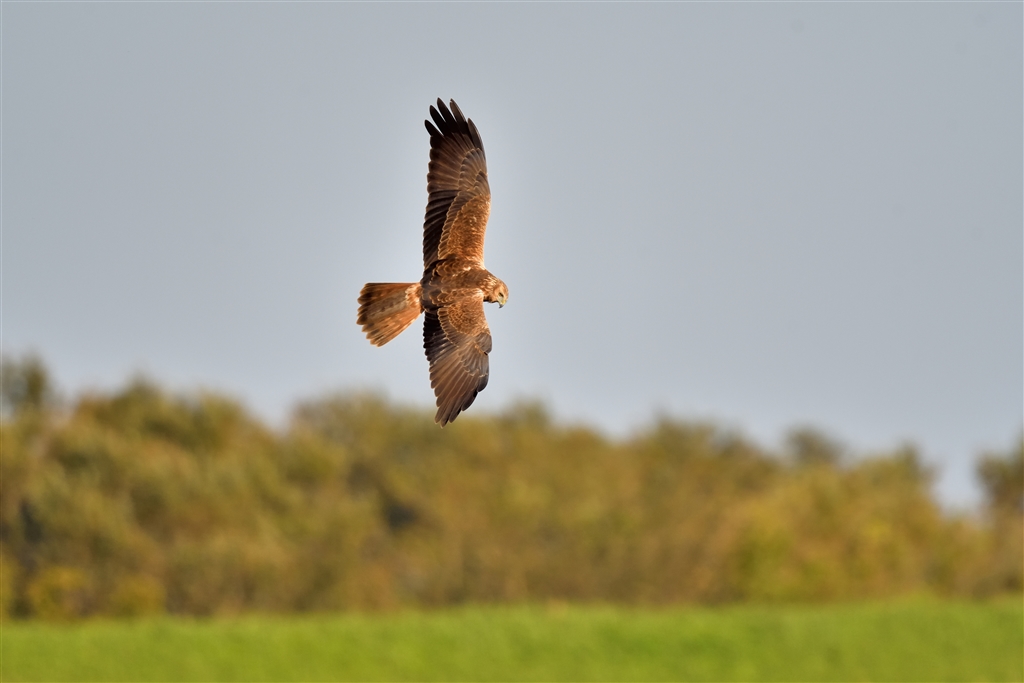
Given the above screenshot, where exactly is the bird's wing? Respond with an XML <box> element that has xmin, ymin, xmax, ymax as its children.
<box><xmin>423</xmin><ymin>99</ymin><xmax>490</xmax><ymax>267</ymax></box>
<box><xmin>423</xmin><ymin>290</ymin><xmax>491</xmax><ymax>425</ymax></box>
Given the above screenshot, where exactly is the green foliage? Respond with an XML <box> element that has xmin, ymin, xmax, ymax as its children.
<box><xmin>974</xmin><ymin>437</ymin><xmax>1024</xmax><ymax>595</ymax></box>
<box><xmin>978</xmin><ymin>437</ymin><xmax>1024</xmax><ymax>515</ymax></box>
<box><xmin>784</xmin><ymin>426</ymin><xmax>846</xmax><ymax>467</ymax></box>
<box><xmin>24</xmin><ymin>566</ymin><xmax>90</xmax><ymax>620</ymax></box>
<box><xmin>1</xmin><ymin>354</ymin><xmax>54</xmax><ymax>417</ymax></box>
<box><xmin>2</xmin><ymin>601</ymin><xmax>1021</xmax><ymax>682</ymax></box>
<box><xmin>0</xmin><ymin>355</ymin><xmax>1019</xmax><ymax>619</ymax></box>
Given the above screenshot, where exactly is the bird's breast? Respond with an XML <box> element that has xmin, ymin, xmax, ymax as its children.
<box><xmin>421</xmin><ymin>260</ymin><xmax>495</xmax><ymax>307</ymax></box>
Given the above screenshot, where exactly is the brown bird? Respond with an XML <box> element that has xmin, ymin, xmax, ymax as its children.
<box><xmin>357</xmin><ymin>99</ymin><xmax>508</xmax><ymax>426</ymax></box>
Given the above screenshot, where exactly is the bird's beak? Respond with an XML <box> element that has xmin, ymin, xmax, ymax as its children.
<box><xmin>498</xmin><ymin>295</ymin><xmax>506</xmax><ymax>308</ymax></box>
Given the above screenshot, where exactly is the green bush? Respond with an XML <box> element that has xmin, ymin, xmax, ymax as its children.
<box><xmin>25</xmin><ymin>566</ymin><xmax>90</xmax><ymax>620</ymax></box>
<box><xmin>0</xmin><ymin>355</ymin><xmax>1019</xmax><ymax>618</ymax></box>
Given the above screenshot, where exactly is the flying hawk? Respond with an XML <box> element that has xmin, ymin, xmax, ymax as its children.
<box><xmin>357</xmin><ymin>99</ymin><xmax>508</xmax><ymax>426</ymax></box>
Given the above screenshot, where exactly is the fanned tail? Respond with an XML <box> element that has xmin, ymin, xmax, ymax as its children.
<box><xmin>357</xmin><ymin>283</ymin><xmax>423</xmax><ymax>346</ymax></box>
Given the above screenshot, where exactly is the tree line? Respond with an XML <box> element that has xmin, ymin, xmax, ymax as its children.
<box><xmin>1</xmin><ymin>355</ymin><xmax>1019</xmax><ymax>619</ymax></box>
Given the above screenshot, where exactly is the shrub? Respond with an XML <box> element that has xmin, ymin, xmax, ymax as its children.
<box><xmin>0</xmin><ymin>356</ymin><xmax>1018</xmax><ymax>618</ymax></box>
<box><xmin>25</xmin><ymin>566</ymin><xmax>90</xmax><ymax>620</ymax></box>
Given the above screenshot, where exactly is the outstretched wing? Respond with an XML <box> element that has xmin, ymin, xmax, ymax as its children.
<box><xmin>423</xmin><ymin>291</ymin><xmax>491</xmax><ymax>426</ymax></box>
<box><xmin>423</xmin><ymin>99</ymin><xmax>490</xmax><ymax>268</ymax></box>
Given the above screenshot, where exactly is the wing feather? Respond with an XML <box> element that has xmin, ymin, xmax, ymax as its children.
<box><xmin>423</xmin><ymin>292</ymin><xmax>491</xmax><ymax>426</ymax></box>
<box><xmin>422</xmin><ymin>99</ymin><xmax>490</xmax><ymax>267</ymax></box>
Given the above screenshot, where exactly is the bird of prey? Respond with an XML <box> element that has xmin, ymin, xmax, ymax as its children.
<box><xmin>357</xmin><ymin>99</ymin><xmax>508</xmax><ymax>426</ymax></box>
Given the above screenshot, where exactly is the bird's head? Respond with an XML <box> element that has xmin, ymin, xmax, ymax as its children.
<box><xmin>486</xmin><ymin>279</ymin><xmax>509</xmax><ymax>308</ymax></box>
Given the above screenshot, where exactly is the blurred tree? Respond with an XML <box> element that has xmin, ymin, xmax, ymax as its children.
<box><xmin>25</xmin><ymin>566</ymin><xmax>90</xmax><ymax>620</ymax></box>
<box><xmin>973</xmin><ymin>437</ymin><xmax>1024</xmax><ymax>594</ymax></box>
<box><xmin>1</xmin><ymin>354</ymin><xmax>54</xmax><ymax>416</ymax></box>
<box><xmin>785</xmin><ymin>427</ymin><xmax>845</xmax><ymax>468</ymax></box>
<box><xmin>977</xmin><ymin>437</ymin><xmax>1024</xmax><ymax>514</ymax></box>
<box><xmin>0</xmin><ymin>357</ymin><xmax>1018</xmax><ymax>618</ymax></box>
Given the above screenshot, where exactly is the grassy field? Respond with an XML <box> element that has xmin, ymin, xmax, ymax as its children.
<box><xmin>2</xmin><ymin>599</ymin><xmax>1021</xmax><ymax>681</ymax></box>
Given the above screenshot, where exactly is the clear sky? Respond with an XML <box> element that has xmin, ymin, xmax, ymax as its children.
<box><xmin>3</xmin><ymin>2</ymin><xmax>1021</xmax><ymax>508</ymax></box>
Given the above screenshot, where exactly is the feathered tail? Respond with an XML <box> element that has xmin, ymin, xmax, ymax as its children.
<box><xmin>357</xmin><ymin>282</ymin><xmax>423</xmax><ymax>346</ymax></box>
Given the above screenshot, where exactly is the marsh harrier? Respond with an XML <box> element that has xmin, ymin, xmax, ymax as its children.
<box><xmin>357</xmin><ymin>99</ymin><xmax>508</xmax><ymax>426</ymax></box>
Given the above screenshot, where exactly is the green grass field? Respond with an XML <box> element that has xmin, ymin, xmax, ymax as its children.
<box><xmin>2</xmin><ymin>599</ymin><xmax>1021</xmax><ymax>681</ymax></box>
